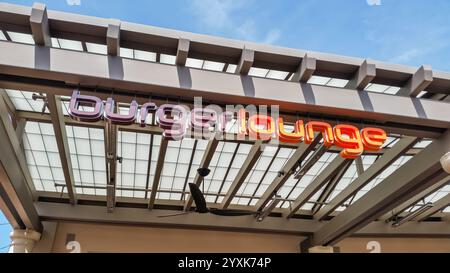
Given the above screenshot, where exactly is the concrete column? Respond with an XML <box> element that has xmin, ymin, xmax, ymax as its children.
<box><xmin>9</xmin><ymin>229</ymin><xmax>41</xmax><ymax>253</ymax></box>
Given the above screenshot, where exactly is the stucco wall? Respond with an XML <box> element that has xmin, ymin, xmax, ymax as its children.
<box><xmin>47</xmin><ymin>221</ymin><xmax>450</xmax><ymax>253</ymax></box>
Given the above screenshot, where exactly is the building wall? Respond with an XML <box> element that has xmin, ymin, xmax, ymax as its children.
<box><xmin>47</xmin><ymin>221</ymin><xmax>450</xmax><ymax>253</ymax></box>
<box><xmin>337</xmin><ymin>237</ymin><xmax>450</xmax><ymax>253</ymax></box>
<box><xmin>50</xmin><ymin>221</ymin><xmax>305</xmax><ymax>253</ymax></box>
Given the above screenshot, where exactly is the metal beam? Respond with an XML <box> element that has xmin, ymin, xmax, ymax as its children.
<box><xmin>46</xmin><ymin>94</ymin><xmax>77</xmax><ymax>205</ymax></box>
<box><xmin>107</xmin><ymin>19</ymin><xmax>120</xmax><ymax>56</ymax></box>
<box><xmin>148</xmin><ymin>137</ymin><xmax>168</xmax><ymax>210</ymax></box>
<box><xmin>311</xmin><ymin>160</ymin><xmax>352</xmax><ymax>214</ymax></box>
<box><xmin>287</xmin><ymin>156</ymin><xmax>351</xmax><ymax>218</ymax></box>
<box><xmin>311</xmin><ymin>130</ymin><xmax>450</xmax><ymax>246</ymax></box>
<box><xmin>417</xmin><ymin>193</ymin><xmax>450</xmax><ymax>221</ymax></box>
<box><xmin>291</xmin><ymin>54</ymin><xmax>316</xmax><ymax>82</ymax></box>
<box><xmin>346</xmin><ymin>60</ymin><xmax>376</xmax><ymax>90</ymax></box>
<box><xmin>236</xmin><ymin>48</ymin><xmax>254</xmax><ymax>75</ymax></box>
<box><xmin>220</xmin><ymin>141</ymin><xmax>263</xmax><ymax>209</ymax></box>
<box><xmin>0</xmin><ymin>42</ymin><xmax>449</xmax><ymax>130</ymax></box>
<box><xmin>29</xmin><ymin>2</ymin><xmax>51</xmax><ymax>46</ymax></box>
<box><xmin>2</xmin><ymin>2</ymin><xmax>450</xmax><ymax>94</ymax></box>
<box><xmin>0</xmin><ymin>89</ymin><xmax>16</xmax><ymax>123</ymax></box>
<box><xmin>34</xmin><ymin>201</ymin><xmax>450</xmax><ymax>237</ymax></box>
<box><xmin>175</xmin><ymin>38</ymin><xmax>190</xmax><ymax>66</ymax></box>
<box><xmin>15</xmin><ymin>118</ymin><xmax>26</xmax><ymax>145</ymax></box>
<box><xmin>184</xmin><ymin>136</ymin><xmax>219</xmax><ymax>211</ymax></box>
<box><xmin>397</xmin><ymin>65</ymin><xmax>433</xmax><ymax>97</ymax></box>
<box><xmin>255</xmin><ymin>137</ymin><xmax>321</xmax><ymax>212</ymax></box>
<box><xmin>380</xmin><ymin>175</ymin><xmax>450</xmax><ymax>221</ymax></box>
<box><xmin>315</xmin><ymin>136</ymin><xmax>418</xmax><ymax>221</ymax></box>
<box><xmin>0</xmin><ymin>179</ymin><xmax>22</xmax><ymax>229</ymax></box>
<box><xmin>105</xmin><ymin>122</ymin><xmax>118</xmax><ymax>212</ymax></box>
<box><xmin>0</xmin><ymin>95</ymin><xmax>41</xmax><ymax>231</ymax></box>
<box><xmin>355</xmin><ymin>156</ymin><xmax>364</xmax><ymax>176</ymax></box>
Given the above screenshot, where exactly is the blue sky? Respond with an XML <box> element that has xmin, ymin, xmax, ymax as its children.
<box><xmin>0</xmin><ymin>213</ymin><xmax>10</xmax><ymax>253</ymax></box>
<box><xmin>1</xmin><ymin>0</ymin><xmax>450</xmax><ymax>248</ymax></box>
<box><xmin>1</xmin><ymin>0</ymin><xmax>450</xmax><ymax>71</ymax></box>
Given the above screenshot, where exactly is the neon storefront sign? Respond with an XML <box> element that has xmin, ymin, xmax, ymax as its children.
<box><xmin>68</xmin><ymin>91</ymin><xmax>387</xmax><ymax>159</ymax></box>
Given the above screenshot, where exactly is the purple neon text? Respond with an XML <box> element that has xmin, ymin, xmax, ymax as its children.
<box><xmin>68</xmin><ymin>90</ymin><xmax>232</xmax><ymax>140</ymax></box>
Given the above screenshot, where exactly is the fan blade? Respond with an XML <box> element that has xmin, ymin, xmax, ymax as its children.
<box><xmin>188</xmin><ymin>183</ymin><xmax>209</xmax><ymax>213</ymax></box>
<box><xmin>209</xmin><ymin>209</ymin><xmax>256</xmax><ymax>216</ymax></box>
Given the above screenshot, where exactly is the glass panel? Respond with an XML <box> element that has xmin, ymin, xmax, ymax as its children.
<box><xmin>160</xmin><ymin>54</ymin><xmax>176</xmax><ymax>65</ymax></box>
<box><xmin>23</xmin><ymin>122</ymin><xmax>63</xmax><ymax>192</ymax></box>
<box><xmin>157</xmin><ymin>138</ymin><xmax>195</xmax><ymax>200</ymax></box>
<box><xmin>120</xmin><ymin>47</ymin><xmax>134</xmax><ymax>58</ymax></box>
<box><xmin>6</xmin><ymin>89</ymin><xmax>49</xmax><ymax>113</ymax></box>
<box><xmin>226</xmin><ymin>64</ymin><xmax>237</xmax><ymax>73</ymax></box>
<box><xmin>202</xmin><ymin>61</ymin><xmax>225</xmax><ymax>71</ymax></box>
<box><xmin>58</xmin><ymin>38</ymin><xmax>83</xmax><ymax>51</ymax></box>
<box><xmin>0</xmin><ymin>31</ymin><xmax>7</xmax><ymax>41</ymax></box>
<box><xmin>66</xmin><ymin>125</ymin><xmax>106</xmax><ymax>195</ymax></box>
<box><xmin>277</xmin><ymin>152</ymin><xmax>337</xmax><ymax>208</ymax></box>
<box><xmin>186</xmin><ymin>58</ymin><xmax>204</xmax><ymax>69</ymax></box>
<box><xmin>266</xmin><ymin>70</ymin><xmax>289</xmax><ymax>80</ymax></box>
<box><xmin>7</xmin><ymin>31</ymin><xmax>34</xmax><ymax>44</ymax></box>
<box><xmin>85</xmin><ymin>42</ymin><xmax>107</xmax><ymax>54</ymax></box>
<box><xmin>338</xmin><ymin>155</ymin><xmax>413</xmax><ymax>210</ymax></box>
<box><xmin>249</xmin><ymin>67</ymin><xmax>269</xmax><ymax>77</ymax></box>
<box><xmin>134</xmin><ymin>50</ymin><xmax>156</xmax><ymax>62</ymax></box>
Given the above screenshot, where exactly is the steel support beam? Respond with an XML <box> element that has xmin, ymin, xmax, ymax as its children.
<box><xmin>255</xmin><ymin>137</ymin><xmax>321</xmax><ymax>212</ymax></box>
<box><xmin>105</xmin><ymin>122</ymin><xmax>118</xmax><ymax>212</ymax></box>
<box><xmin>0</xmin><ymin>42</ymin><xmax>448</xmax><ymax>131</ymax></box>
<box><xmin>34</xmin><ymin>201</ymin><xmax>450</xmax><ymax>237</ymax></box>
<box><xmin>46</xmin><ymin>94</ymin><xmax>77</xmax><ymax>205</ymax></box>
<box><xmin>291</xmin><ymin>54</ymin><xmax>316</xmax><ymax>82</ymax></box>
<box><xmin>315</xmin><ymin>136</ymin><xmax>418</xmax><ymax>221</ymax></box>
<box><xmin>220</xmin><ymin>141</ymin><xmax>263</xmax><ymax>209</ymax></box>
<box><xmin>417</xmin><ymin>193</ymin><xmax>450</xmax><ymax>221</ymax></box>
<box><xmin>380</xmin><ymin>175</ymin><xmax>450</xmax><ymax>221</ymax></box>
<box><xmin>346</xmin><ymin>60</ymin><xmax>376</xmax><ymax>90</ymax></box>
<box><xmin>0</xmin><ymin>95</ymin><xmax>41</xmax><ymax>231</ymax></box>
<box><xmin>175</xmin><ymin>38</ymin><xmax>190</xmax><ymax>66</ymax></box>
<box><xmin>397</xmin><ymin>65</ymin><xmax>433</xmax><ymax>97</ymax></box>
<box><xmin>184</xmin><ymin>136</ymin><xmax>220</xmax><ymax>211</ymax></box>
<box><xmin>311</xmin><ymin>130</ymin><xmax>450</xmax><ymax>246</ymax></box>
<box><xmin>287</xmin><ymin>157</ymin><xmax>352</xmax><ymax>218</ymax></box>
<box><xmin>29</xmin><ymin>2</ymin><xmax>51</xmax><ymax>46</ymax></box>
<box><xmin>311</xmin><ymin>160</ymin><xmax>352</xmax><ymax>214</ymax></box>
<box><xmin>148</xmin><ymin>137</ymin><xmax>168</xmax><ymax>210</ymax></box>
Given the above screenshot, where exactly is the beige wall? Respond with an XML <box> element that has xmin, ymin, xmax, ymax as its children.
<box><xmin>50</xmin><ymin>221</ymin><xmax>305</xmax><ymax>253</ymax></box>
<box><xmin>338</xmin><ymin>237</ymin><xmax>450</xmax><ymax>253</ymax></box>
<box><xmin>46</xmin><ymin>221</ymin><xmax>450</xmax><ymax>253</ymax></box>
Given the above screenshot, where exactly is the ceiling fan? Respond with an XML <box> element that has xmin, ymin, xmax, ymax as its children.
<box><xmin>158</xmin><ymin>167</ymin><xmax>257</xmax><ymax>218</ymax></box>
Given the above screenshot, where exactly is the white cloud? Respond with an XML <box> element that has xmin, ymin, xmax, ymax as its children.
<box><xmin>190</xmin><ymin>0</ymin><xmax>243</xmax><ymax>30</ymax></box>
<box><xmin>366</xmin><ymin>0</ymin><xmax>381</xmax><ymax>6</ymax></box>
<box><xmin>263</xmin><ymin>29</ymin><xmax>282</xmax><ymax>45</ymax></box>
<box><xmin>189</xmin><ymin>0</ymin><xmax>282</xmax><ymax>44</ymax></box>
<box><xmin>66</xmin><ymin>0</ymin><xmax>81</xmax><ymax>6</ymax></box>
<box><xmin>389</xmin><ymin>48</ymin><xmax>422</xmax><ymax>63</ymax></box>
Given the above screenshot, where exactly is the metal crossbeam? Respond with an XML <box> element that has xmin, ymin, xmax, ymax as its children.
<box><xmin>314</xmin><ymin>136</ymin><xmax>418</xmax><ymax>221</ymax></box>
<box><xmin>255</xmin><ymin>136</ymin><xmax>321</xmax><ymax>212</ymax></box>
<box><xmin>148</xmin><ymin>137</ymin><xmax>169</xmax><ymax>210</ymax></box>
<box><xmin>311</xmin><ymin>130</ymin><xmax>450</xmax><ymax>246</ymax></box>
<box><xmin>287</xmin><ymin>156</ymin><xmax>351</xmax><ymax>218</ymax></box>
<box><xmin>220</xmin><ymin>141</ymin><xmax>263</xmax><ymax>209</ymax></box>
<box><xmin>46</xmin><ymin>94</ymin><xmax>77</xmax><ymax>205</ymax></box>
